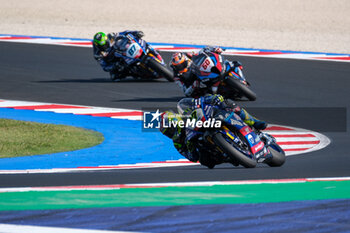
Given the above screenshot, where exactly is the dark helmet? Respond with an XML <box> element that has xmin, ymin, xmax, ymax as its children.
<box><xmin>177</xmin><ymin>98</ymin><xmax>194</xmax><ymax>115</ymax></box>
<box><xmin>170</xmin><ymin>52</ymin><xmax>191</xmax><ymax>74</ymax></box>
<box><xmin>93</xmin><ymin>32</ymin><xmax>110</xmax><ymax>51</ymax></box>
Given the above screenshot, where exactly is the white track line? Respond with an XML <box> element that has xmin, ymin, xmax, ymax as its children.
<box><xmin>0</xmin><ymin>224</ymin><xmax>141</xmax><ymax>233</ymax></box>
<box><xmin>266</xmin><ymin>131</ymin><xmax>317</xmax><ymax>135</ymax></box>
<box><xmin>38</xmin><ymin>108</ymin><xmax>136</xmax><ymax>114</ymax></box>
<box><xmin>111</xmin><ymin>116</ymin><xmax>142</xmax><ymax>120</ymax></box>
<box><xmin>275</xmin><ymin>137</ymin><xmax>318</xmax><ymax>142</ymax></box>
<box><xmin>0</xmin><ymin>177</ymin><xmax>349</xmax><ymax>193</ymax></box>
<box><xmin>279</xmin><ymin>145</ymin><xmax>314</xmax><ymax>149</ymax></box>
<box><xmin>0</xmin><ymin>101</ymin><xmax>46</xmax><ymax>107</ymax></box>
<box><xmin>1</xmin><ymin>35</ymin><xmax>350</xmax><ymax>62</ymax></box>
<box><xmin>0</xmin><ymin>160</ymin><xmax>199</xmax><ymax>174</ymax></box>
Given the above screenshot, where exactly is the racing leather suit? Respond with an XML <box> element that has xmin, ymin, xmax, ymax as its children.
<box><xmin>93</xmin><ymin>30</ymin><xmax>144</xmax><ymax>80</ymax></box>
<box><xmin>173</xmin><ymin>47</ymin><xmax>243</xmax><ymax>97</ymax></box>
<box><xmin>161</xmin><ymin>95</ymin><xmax>267</xmax><ymax>168</ymax></box>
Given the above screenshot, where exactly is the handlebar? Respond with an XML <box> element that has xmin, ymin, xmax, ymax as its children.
<box><xmin>219</xmin><ymin>66</ymin><xmax>235</xmax><ymax>81</ymax></box>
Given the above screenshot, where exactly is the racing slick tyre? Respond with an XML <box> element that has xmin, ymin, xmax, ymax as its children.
<box><xmin>265</xmin><ymin>144</ymin><xmax>286</xmax><ymax>167</ymax></box>
<box><xmin>226</xmin><ymin>77</ymin><xmax>257</xmax><ymax>101</ymax></box>
<box><xmin>146</xmin><ymin>58</ymin><xmax>174</xmax><ymax>82</ymax></box>
<box><xmin>212</xmin><ymin>133</ymin><xmax>257</xmax><ymax>168</ymax></box>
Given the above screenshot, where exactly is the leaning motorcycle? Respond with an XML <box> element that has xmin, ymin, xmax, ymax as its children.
<box><xmin>113</xmin><ymin>34</ymin><xmax>174</xmax><ymax>82</ymax></box>
<box><xmin>191</xmin><ymin>51</ymin><xmax>257</xmax><ymax>101</ymax></box>
<box><xmin>182</xmin><ymin>102</ymin><xmax>285</xmax><ymax>168</ymax></box>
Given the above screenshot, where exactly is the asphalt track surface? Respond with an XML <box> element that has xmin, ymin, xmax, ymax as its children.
<box><xmin>0</xmin><ymin>42</ymin><xmax>349</xmax><ymax>188</ymax></box>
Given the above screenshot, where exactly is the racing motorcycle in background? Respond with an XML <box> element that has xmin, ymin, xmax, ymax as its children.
<box><xmin>113</xmin><ymin>34</ymin><xmax>174</xmax><ymax>82</ymax></box>
<box><xmin>191</xmin><ymin>50</ymin><xmax>257</xmax><ymax>101</ymax></box>
<box><xmin>181</xmin><ymin>101</ymin><xmax>285</xmax><ymax>168</ymax></box>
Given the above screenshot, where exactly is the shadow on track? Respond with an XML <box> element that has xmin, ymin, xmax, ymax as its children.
<box><xmin>35</xmin><ymin>77</ymin><xmax>166</xmax><ymax>83</ymax></box>
<box><xmin>115</xmin><ymin>96</ymin><xmax>182</xmax><ymax>103</ymax></box>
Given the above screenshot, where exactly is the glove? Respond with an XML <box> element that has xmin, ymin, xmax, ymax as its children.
<box><xmin>136</xmin><ymin>31</ymin><xmax>144</xmax><ymax>38</ymax></box>
<box><xmin>108</xmin><ymin>33</ymin><xmax>117</xmax><ymax>40</ymax></box>
<box><xmin>185</xmin><ymin>52</ymin><xmax>194</xmax><ymax>59</ymax></box>
<box><xmin>203</xmin><ymin>46</ymin><xmax>223</xmax><ymax>54</ymax></box>
<box><xmin>211</xmin><ymin>94</ymin><xmax>224</xmax><ymax>106</ymax></box>
<box><xmin>101</xmin><ymin>51</ymin><xmax>109</xmax><ymax>58</ymax></box>
<box><xmin>213</xmin><ymin>47</ymin><xmax>223</xmax><ymax>54</ymax></box>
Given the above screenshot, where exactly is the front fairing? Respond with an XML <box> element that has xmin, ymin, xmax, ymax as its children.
<box><xmin>224</xmin><ymin>61</ymin><xmax>247</xmax><ymax>83</ymax></box>
<box><xmin>114</xmin><ymin>35</ymin><xmax>165</xmax><ymax>72</ymax></box>
<box><xmin>222</xmin><ymin>112</ymin><xmax>265</xmax><ymax>157</ymax></box>
<box><xmin>114</xmin><ymin>34</ymin><xmax>147</xmax><ymax>62</ymax></box>
<box><xmin>146</xmin><ymin>44</ymin><xmax>165</xmax><ymax>64</ymax></box>
<box><xmin>193</xmin><ymin>52</ymin><xmax>224</xmax><ymax>81</ymax></box>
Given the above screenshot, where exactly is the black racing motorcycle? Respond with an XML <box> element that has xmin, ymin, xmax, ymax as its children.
<box><xmin>113</xmin><ymin>33</ymin><xmax>174</xmax><ymax>82</ymax></box>
<box><xmin>182</xmin><ymin>102</ymin><xmax>285</xmax><ymax>168</ymax></box>
<box><xmin>190</xmin><ymin>51</ymin><xmax>257</xmax><ymax>101</ymax></box>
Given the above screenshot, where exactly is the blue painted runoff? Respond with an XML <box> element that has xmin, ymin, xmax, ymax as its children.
<box><xmin>0</xmin><ymin>108</ymin><xmax>181</xmax><ymax>170</ymax></box>
<box><xmin>0</xmin><ymin>199</ymin><xmax>349</xmax><ymax>232</ymax></box>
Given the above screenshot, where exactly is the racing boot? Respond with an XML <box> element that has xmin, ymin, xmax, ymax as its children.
<box><xmin>238</xmin><ymin>108</ymin><xmax>267</xmax><ymax>130</ymax></box>
<box><xmin>110</xmin><ymin>61</ymin><xmax>128</xmax><ymax>81</ymax></box>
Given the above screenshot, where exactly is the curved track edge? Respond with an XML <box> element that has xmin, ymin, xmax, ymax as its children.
<box><xmin>1</xmin><ymin>34</ymin><xmax>350</xmax><ymax>62</ymax></box>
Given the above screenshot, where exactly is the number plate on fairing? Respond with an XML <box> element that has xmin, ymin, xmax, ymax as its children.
<box><xmin>126</xmin><ymin>42</ymin><xmax>142</xmax><ymax>59</ymax></box>
<box><xmin>200</xmin><ymin>57</ymin><xmax>215</xmax><ymax>72</ymax></box>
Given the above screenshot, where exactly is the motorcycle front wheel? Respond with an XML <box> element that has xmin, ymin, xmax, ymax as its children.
<box><xmin>212</xmin><ymin>133</ymin><xmax>257</xmax><ymax>168</ymax></box>
<box><xmin>145</xmin><ymin>57</ymin><xmax>174</xmax><ymax>82</ymax></box>
<box><xmin>265</xmin><ymin>144</ymin><xmax>286</xmax><ymax>167</ymax></box>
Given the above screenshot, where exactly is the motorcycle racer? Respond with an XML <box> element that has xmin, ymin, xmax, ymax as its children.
<box><xmin>170</xmin><ymin>46</ymin><xmax>244</xmax><ymax>98</ymax></box>
<box><xmin>170</xmin><ymin>52</ymin><xmax>199</xmax><ymax>96</ymax></box>
<box><xmin>159</xmin><ymin>94</ymin><xmax>267</xmax><ymax>168</ymax></box>
<box><xmin>92</xmin><ymin>30</ymin><xmax>144</xmax><ymax>80</ymax></box>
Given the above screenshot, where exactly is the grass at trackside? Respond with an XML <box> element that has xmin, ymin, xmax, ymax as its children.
<box><xmin>0</xmin><ymin>118</ymin><xmax>104</xmax><ymax>158</ymax></box>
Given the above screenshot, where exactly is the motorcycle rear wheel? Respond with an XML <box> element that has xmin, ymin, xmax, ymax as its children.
<box><xmin>146</xmin><ymin>58</ymin><xmax>174</xmax><ymax>82</ymax></box>
<box><xmin>226</xmin><ymin>77</ymin><xmax>257</xmax><ymax>101</ymax></box>
<box><xmin>212</xmin><ymin>133</ymin><xmax>257</xmax><ymax>168</ymax></box>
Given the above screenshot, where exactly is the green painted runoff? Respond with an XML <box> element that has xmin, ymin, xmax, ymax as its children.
<box><xmin>0</xmin><ymin>181</ymin><xmax>349</xmax><ymax>211</ymax></box>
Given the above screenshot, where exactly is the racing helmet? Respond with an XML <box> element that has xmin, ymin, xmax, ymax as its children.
<box><xmin>177</xmin><ymin>98</ymin><xmax>194</xmax><ymax>115</ymax></box>
<box><xmin>93</xmin><ymin>32</ymin><xmax>110</xmax><ymax>51</ymax></box>
<box><xmin>170</xmin><ymin>52</ymin><xmax>191</xmax><ymax>74</ymax></box>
